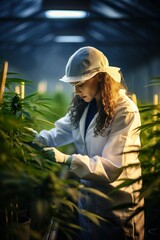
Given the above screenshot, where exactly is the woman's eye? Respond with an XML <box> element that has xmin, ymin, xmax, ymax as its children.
<box><xmin>74</xmin><ymin>83</ymin><xmax>83</xmax><ymax>87</ymax></box>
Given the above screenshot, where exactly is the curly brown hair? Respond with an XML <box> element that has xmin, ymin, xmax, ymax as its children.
<box><xmin>69</xmin><ymin>72</ymin><xmax>127</xmax><ymax>135</ymax></box>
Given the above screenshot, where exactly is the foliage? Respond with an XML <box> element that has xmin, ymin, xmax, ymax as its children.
<box><xmin>0</xmin><ymin>71</ymin><xmax>104</xmax><ymax>240</ymax></box>
<box><xmin>138</xmin><ymin>102</ymin><xmax>160</xmax><ymax>203</ymax></box>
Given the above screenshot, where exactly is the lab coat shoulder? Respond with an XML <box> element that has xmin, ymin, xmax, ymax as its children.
<box><xmin>110</xmin><ymin>94</ymin><xmax>141</xmax><ymax>136</ymax></box>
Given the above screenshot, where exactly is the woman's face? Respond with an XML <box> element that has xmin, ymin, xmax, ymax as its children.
<box><xmin>72</xmin><ymin>75</ymin><xmax>101</xmax><ymax>103</ymax></box>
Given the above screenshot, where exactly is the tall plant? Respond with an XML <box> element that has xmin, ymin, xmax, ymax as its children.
<box><xmin>0</xmin><ymin>63</ymin><xmax>107</xmax><ymax>240</ymax></box>
<box><xmin>138</xmin><ymin>77</ymin><xmax>160</xmax><ymax>203</ymax></box>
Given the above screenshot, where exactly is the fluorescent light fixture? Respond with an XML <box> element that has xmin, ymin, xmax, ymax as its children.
<box><xmin>55</xmin><ymin>35</ymin><xmax>85</xmax><ymax>43</ymax></box>
<box><xmin>45</xmin><ymin>10</ymin><xmax>88</xmax><ymax>19</ymax></box>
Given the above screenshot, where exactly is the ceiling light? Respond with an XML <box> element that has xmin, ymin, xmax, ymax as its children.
<box><xmin>45</xmin><ymin>10</ymin><xmax>88</xmax><ymax>19</ymax></box>
<box><xmin>42</xmin><ymin>0</ymin><xmax>90</xmax><ymax>19</ymax></box>
<box><xmin>55</xmin><ymin>35</ymin><xmax>85</xmax><ymax>43</ymax></box>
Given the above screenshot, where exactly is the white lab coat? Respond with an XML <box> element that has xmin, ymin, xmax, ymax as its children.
<box><xmin>38</xmin><ymin>89</ymin><xmax>144</xmax><ymax>240</ymax></box>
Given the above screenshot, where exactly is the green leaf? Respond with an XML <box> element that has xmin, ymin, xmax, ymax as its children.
<box><xmin>79</xmin><ymin>185</ymin><xmax>112</xmax><ymax>201</ymax></box>
<box><xmin>79</xmin><ymin>209</ymin><xmax>106</xmax><ymax>226</ymax></box>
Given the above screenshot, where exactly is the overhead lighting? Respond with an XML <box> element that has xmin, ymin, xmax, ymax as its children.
<box><xmin>42</xmin><ymin>0</ymin><xmax>90</xmax><ymax>19</ymax></box>
<box><xmin>45</xmin><ymin>10</ymin><xmax>88</xmax><ymax>19</ymax></box>
<box><xmin>55</xmin><ymin>35</ymin><xmax>85</xmax><ymax>43</ymax></box>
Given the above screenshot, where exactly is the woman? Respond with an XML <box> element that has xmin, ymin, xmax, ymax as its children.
<box><xmin>36</xmin><ymin>46</ymin><xmax>144</xmax><ymax>240</ymax></box>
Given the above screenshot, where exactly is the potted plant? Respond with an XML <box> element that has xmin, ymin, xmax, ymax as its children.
<box><xmin>0</xmin><ymin>62</ymin><xmax>107</xmax><ymax>240</ymax></box>
<box><xmin>138</xmin><ymin>83</ymin><xmax>160</xmax><ymax>240</ymax></box>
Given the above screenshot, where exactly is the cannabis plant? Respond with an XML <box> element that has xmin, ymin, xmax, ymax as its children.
<box><xmin>0</xmin><ymin>67</ymin><xmax>105</xmax><ymax>240</ymax></box>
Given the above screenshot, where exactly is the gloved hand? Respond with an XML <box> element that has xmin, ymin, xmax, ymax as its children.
<box><xmin>24</xmin><ymin>127</ymin><xmax>45</xmax><ymax>150</ymax></box>
<box><xmin>24</xmin><ymin>127</ymin><xmax>38</xmax><ymax>137</ymax></box>
<box><xmin>24</xmin><ymin>127</ymin><xmax>47</xmax><ymax>145</ymax></box>
<box><xmin>43</xmin><ymin>147</ymin><xmax>72</xmax><ymax>166</ymax></box>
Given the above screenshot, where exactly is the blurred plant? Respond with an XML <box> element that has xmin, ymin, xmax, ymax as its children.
<box><xmin>138</xmin><ymin>97</ymin><xmax>160</xmax><ymax>203</ymax></box>
<box><xmin>0</xmin><ymin>68</ymin><xmax>107</xmax><ymax>240</ymax></box>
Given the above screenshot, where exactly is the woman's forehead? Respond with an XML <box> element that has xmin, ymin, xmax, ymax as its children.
<box><xmin>70</xmin><ymin>75</ymin><xmax>98</xmax><ymax>86</ymax></box>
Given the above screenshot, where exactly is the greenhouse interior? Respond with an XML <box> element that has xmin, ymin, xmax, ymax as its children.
<box><xmin>0</xmin><ymin>0</ymin><xmax>160</xmax><ymax>240</ymax></box>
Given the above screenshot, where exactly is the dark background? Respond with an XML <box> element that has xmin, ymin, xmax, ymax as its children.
<box><xmin>1</xmin><ymin>0</ymin><xmax>160</xmax><ymax>102</ymax></box>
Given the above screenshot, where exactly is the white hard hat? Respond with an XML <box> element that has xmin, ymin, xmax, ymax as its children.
<box><xmin>59</xmin><ymin>46</ymin><xmax>121</xmax><ymax>83</ymax></box>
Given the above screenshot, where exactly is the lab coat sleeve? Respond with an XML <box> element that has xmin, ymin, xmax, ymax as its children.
<box><xmin>69</xmin><ymin>110</ymin><xmax>141</xmax><ymax>182</ymax></box>
<box><xmin>36</xmin><ymin>113</ymin><xmax>73</xmax><ymax>146</ymax></box>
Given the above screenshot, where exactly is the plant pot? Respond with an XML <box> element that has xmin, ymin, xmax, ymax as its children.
<box><xmin>145</xmin><ymin>198</ymin><xmax>160</xmax><ymax>238</ymax></box>
<box><xmin>148</xmin><ymin>228</ymin><xmax>160</xmax><ymax>240</ymax></box>
<box><xmin>13</xmin><ymin>216</ymin><xmax>31</xmax><ymax>240</ymax></box>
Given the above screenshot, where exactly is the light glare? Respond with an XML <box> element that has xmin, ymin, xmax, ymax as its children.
<box><xmin>55</xmin><ymin>35</ymin><xmax>85</xmax><ymax>43</ymax></box>
<box><xmin>45</xmin><ymin>10</ymin><xmax>87</xmax><ymax>19</ymax></box>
